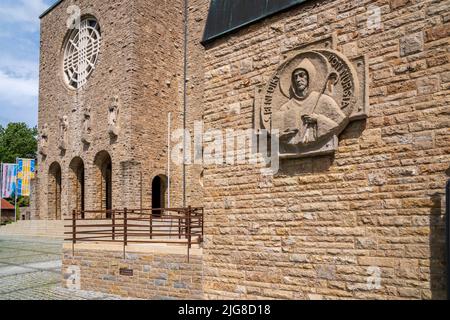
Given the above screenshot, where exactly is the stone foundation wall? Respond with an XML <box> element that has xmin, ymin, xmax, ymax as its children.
<box><xmin>62</xmin><ymin>244</ymin><xmax>203</xmax><ymax>299</ymax></box>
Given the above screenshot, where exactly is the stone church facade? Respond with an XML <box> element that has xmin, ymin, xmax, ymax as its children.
<box><xmin>37</xmin><ymin>0</ymin><xmax>449</xmax><ymax>299</ymax></box>
<box><xmin>37</xmin><ymin>0</ymin><xmax>191</xmax><ymax>218</ymax></box>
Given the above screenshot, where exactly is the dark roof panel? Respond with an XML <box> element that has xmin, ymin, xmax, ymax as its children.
<box><xmin>39</xmin><ymin>0</ymin><xmax>64</xmax><ymax>19</ymax></box>
<box><xmin>202</xmin><ymin>0</ymin><xmax>308</xmax><ymax>44</ymax></box>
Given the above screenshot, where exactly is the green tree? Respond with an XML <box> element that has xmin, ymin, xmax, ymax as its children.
<box><xmin>0</xmin><ymin>122</ymin><xmax>38</xmax><ymax>163</ymax></box>
<box><xmin>0</xmin><ymin>123</ymin><xmax>37</xmax><ymax>211</ymax></box>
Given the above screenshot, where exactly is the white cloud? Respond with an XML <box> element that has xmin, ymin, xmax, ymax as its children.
<box><xmin>0</xmin><ymin>70</ymin><xmax>38</xmax><ymax>99</ymax></box>
<box><xmin>0</xmin><ymin>53</ymin><xmax>40</xmax><ymax>106</ymax></box>
<box><xmin>0</xmin><ymin>54</ymin><xmax>39</xmax><ymax>79</ymax></box>
<box><xmin>0</xmin><ymin>0</ymin><xmax>49</xmax><ymax>32</ymax></box>
<box><xmin>0</xmin><ymin>0</ymin><xmax>52</xmax><ymax>126</ymax></box>
<box><xmin>0</xmin><ymin>71</ymin><xmax>38</xmax><ymax>126</ymax></box>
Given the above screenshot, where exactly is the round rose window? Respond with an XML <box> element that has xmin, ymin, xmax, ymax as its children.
<box><xmin>63</xmin><ymin>17</ymin><xmax>101</xmax><ymax>89</ymax></box>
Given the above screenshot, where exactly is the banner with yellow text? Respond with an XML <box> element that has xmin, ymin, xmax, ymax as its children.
<box><xmin>16</xmin><ymin>159</ymin><xmax>36</xmax><ymax>197</ymax></box>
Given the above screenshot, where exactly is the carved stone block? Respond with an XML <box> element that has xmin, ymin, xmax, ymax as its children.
<box><xmin>255</xmin><ymin>38</ymin><xmax>368</xmax><ymax>158</ymax></box>
<box><xmin>58</xmin><ymin>116</ymin><xmax>69</xmax><ymax>152</ymax></box>
<box><xmin>38</xmin><ymin>123</ymin><xmax>49</xmax><ymax>156</ymax></box>
<box><xmin>81</xmin><ymin>105</ymin><xmax>92</xmax><ymax>144</ymax></box>
<box><xmin>108</xmin><ymin>96</ymin><xmax>120</xmax><ymax>138</ymax></box>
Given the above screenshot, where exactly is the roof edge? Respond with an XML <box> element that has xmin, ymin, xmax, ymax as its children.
<box><xmin>1</xmin><ymin>199</ymin><xmax>15</xmax><ymax>210</ymax></box>
<box><xmin>201</xmin><ymin>0</ymin><xmax>307</xmax><ymax>45</ymax></box>
<box><xmin>39</xmin><ymin>0</ymin><xmax>64</xmax><ymax>19</ymax></box>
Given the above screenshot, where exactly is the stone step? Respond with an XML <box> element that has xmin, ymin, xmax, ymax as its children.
<box><xmin>0</xmin><ymin>220</ymin><xmax>66</xmax><ymax>238</ymax></box>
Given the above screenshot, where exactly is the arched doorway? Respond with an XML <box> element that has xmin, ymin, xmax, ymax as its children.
<box><xmin>69</xmin><ymin>157</ymin><xmax>85</xmax><ymax>217</ymax></box>
<box><xmin>152</xmin><ymin>175</ymin><xmax>167</xmax><ymax>216</ymax></box>
<box><xmin>94</xmin><ymin>151</ymin><xmax>112</xmax><ymax>217</ymax></box>
<box><xmin>48</xmin><ymin>162</ymin><xmax>62</xmax><ymax>220</ymax></box>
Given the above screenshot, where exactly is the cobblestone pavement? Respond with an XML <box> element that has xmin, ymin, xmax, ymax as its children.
<box><xmin>0</xmin><ymin>236</ymin><xmax>125</xmax><ymax>300</ymax></box>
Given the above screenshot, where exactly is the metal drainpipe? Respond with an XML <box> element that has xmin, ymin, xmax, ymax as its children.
<box><xmin>182</xmin><ymin>0</ymin><xmax>189</xmax><ymax>207</ymax></box>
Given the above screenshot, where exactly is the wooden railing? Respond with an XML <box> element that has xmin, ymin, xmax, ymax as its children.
<box><xmin>65</xmin><ymin>207</ymin><xmax>203</xmax><ymax>261</ymax></box>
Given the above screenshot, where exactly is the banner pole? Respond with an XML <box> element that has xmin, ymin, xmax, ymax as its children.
<box><xmin>14</xmin><ymin>191</ymin><xmax>17</xmax><ymax>223</ymax></box>
<box><xmin>15</xmin><ymin>158</ymin><xmax>18</xmax><ymax>223</ymax></box>
<box><xmin>0</xmin><ymin>162</ymin><xmax>3</xmax><ymax>224</ymax></box>
<box><xmin>167</xmin><ymin>112</ymin><xmax>171</xmax><ymax>208</ymax></box>
<box><xmin>167</xmin><ymin>112</ymin><xmax>172</xmax><ymax>238</ymax></box>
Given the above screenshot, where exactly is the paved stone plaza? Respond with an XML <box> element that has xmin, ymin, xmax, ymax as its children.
<box><xmin>0</xmin><ymin>236</ymin><xmax>125</xmax><ymax>300</ymax></box>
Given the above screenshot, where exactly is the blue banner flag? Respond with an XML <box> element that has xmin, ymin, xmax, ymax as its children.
<box><xmin>1</xmin><ymin>164</ymin><xmax>18</xmax><ymax>198</ymax></box>
<box><xmin>16</xmin><ymin>159</ymin><xmax>36</xmax><ymax>197</ymax></box>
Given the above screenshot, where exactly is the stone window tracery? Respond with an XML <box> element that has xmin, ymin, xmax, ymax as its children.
<box><xmin>63</xmin><ymin>17</ymin><xmax>101</xmax><ymax>89</ymax></box>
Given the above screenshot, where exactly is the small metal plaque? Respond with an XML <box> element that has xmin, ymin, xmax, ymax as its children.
<box><xmin>119</xmin><ymin>268</ymin><xmax>133</xmax><ymax>276</ymax></box>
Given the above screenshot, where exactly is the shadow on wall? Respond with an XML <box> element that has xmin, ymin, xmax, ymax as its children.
<box><xmin>430</xmin><ymin>192</ymin><xmax>446</xmax><ymax>299</ymax></box>
<box><xmin>277</xmin><ymin>119</ymin><xmax>366</xmax><ymax>176</ymax></box>
<box><xmin>429</xmin><ymin>166</ymin><xmax>450</xmax><ymax>299</ymax></box>
<box><xmin>278</xmin><ymin>154</ymin><xmax>334</xmax><ymax>176</ymax></box>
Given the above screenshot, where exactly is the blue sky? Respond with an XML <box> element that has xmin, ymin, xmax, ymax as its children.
<box><xmin>0</xmin><ymin>0</ymin><xmax>56</xmax><ymax>128</ymax></box>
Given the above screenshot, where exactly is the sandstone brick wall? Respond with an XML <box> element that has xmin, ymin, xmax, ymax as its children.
<box><xmin>37</xmin><ymin>0</ymin><xmax>187</xmax><ymax>218</ymax></box>
<box><xmin>62</xmin><ymin>245</ymin><xmax>203</xmax><ymax>299</ymax></box>
<box><xmin>199</xmin><ymin>0</ymin><xmax>450</xmax><ymax>299</ymax></box>
<box><xmin>184</xmin><ymin>0</ymin><xmax>211</xmax><ymax>208</ymax></box>
<box><xmin>40</xmin><ymin>0</ymin><xmax>450</xmax><ymax>300</ymax></box>
<box><xmin>38</xmin><ymin>0</ymin><xmax>139</xmax><ymax>218</ymax></box>
<box><xmin>132</xmin><ymin>0</ymin><xmax>185</xmax><ymax>209</ymax></box>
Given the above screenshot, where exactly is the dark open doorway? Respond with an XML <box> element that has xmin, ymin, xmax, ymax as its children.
<box><xmin>152</xmin><ymin>175</ymin><xmax>167</xmax><ymax>216</ymax></box>
<box><xmin>69</xmin><ymin>157</ymin><xmax>85</xmax><ymax>218</ymax></box>
<box><xmin>94</xmin><ymin>151</ymin><xmax>113</xmax><ymax>218</ymax></box>
<box><xmin>48</xmin><ymin>162</ymin><xmax>62</xmax><ymax>220</ymax></box>
<box><xmin>105</xmin><ymin>161</ymin><xmax>112</xmax><ymax>213</ymax></box>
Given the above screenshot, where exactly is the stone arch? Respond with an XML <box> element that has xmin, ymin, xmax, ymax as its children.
<box><xmin>48</xmin><ymin>162</ymin><xmax>62</xmax><ymax>220</ymax></box>
<box><xmin>152</xmin><ymin>174</ymin><xmax>167</xmax><ymax>216</ymax></box>
<box><xmin>69</xmin><ymin>157</ymin><xmax>85</xmax><ymax>217</ymax></box>
<box><xmin>94</xmin><ymin>151</ymin><xmax>112</xmax><ymax>216</ymax></box>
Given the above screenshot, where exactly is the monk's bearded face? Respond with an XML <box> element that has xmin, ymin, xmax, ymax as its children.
<box><xmin>292</xmin><ymin>68</ymin><xmax>309</xmax><ymax>95</ymax></box>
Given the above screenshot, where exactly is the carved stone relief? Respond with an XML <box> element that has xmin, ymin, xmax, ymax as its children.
<box><xmin>108</xmin><ymin>96</ymin><xmax>120</xmax><ymax>137</ymax></box>
<box><xmin>39</xmin><ymin>123</ymin><xmax>49</xmax><ymax>156</ymax></box>
<box><xmin>255</xmin><ymin>38</ymin><xmax>368</xmax><ymax>158</ymax></box>
<box><xmin>58</xmin><ymin>115</ymin><xmax>69</xmax><ymax>152</ymax></box>
<box><xmin>81</xmin><ymin>105</ymin><xmax>92</xmax><ymax>144</ymax></box>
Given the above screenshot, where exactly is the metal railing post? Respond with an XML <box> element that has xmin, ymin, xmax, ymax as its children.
<box><xmin>72</xmin><ymin>210</ymin><xmax>76</xmax><ymax>244</ymax></box>
<box><xmin>124</xmin><ymin>208</ymin><xmax>128</xmax><ymax>246</ymax></box>
<box><xmin>112</xmin><ymin>210</ymin><xmax>116</xmax><ymax>241</ymax></box>
<box><xmin>150</xmin><ymin>210</ymin><xmax>153</xmax><ymax>239</ymax></box>
<box><xmin>72</xmin><ymin>209</ymin><xmax>76</xmax><ymax>256</ymax></box>
<box><xmin>184</xmin><ymin>208</ymin><xmax>189</xmax><ymax>240</ymax></box>
<box><xmin>187</xmin><ymin>206</ymin><xmax>192</xmax><ymax>262</ymax></box>
<box><xmin>123</xmin><ymin>208</ymin><xmax>128</xmax><ymax>259</ymax></box>
<box><xmin>201</xmin><ymin>208</ymin><xmax>204</xmax><ymax>243</ymax></box>
<box><xmin>178</xmin><ymin>212</ymin><xmax>182</xmax><ymax>239</ymax></box>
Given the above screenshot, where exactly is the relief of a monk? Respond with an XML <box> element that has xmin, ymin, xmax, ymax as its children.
<box><xmin>273</xmin><ymin>58</ymin><xmax>345</xmax><ymax>146</ymax></box>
